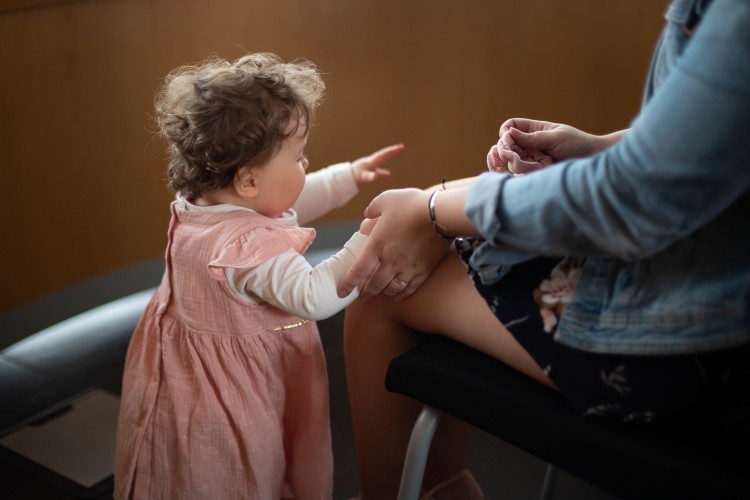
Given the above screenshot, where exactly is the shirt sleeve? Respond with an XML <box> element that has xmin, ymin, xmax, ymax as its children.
<box><xmin>466</xmin><ymin>0</ymin><xmax>750</xmax><ymax>263</ymax></box>
<box><xmin>227</xmin><ymin>232</ymin><xmax>368</xmax><ymax>320</ymax></box>
<box><xmin>293</xmin><ymin>162</ymin><xmax>359</xmax><ymax>225</ymax></box>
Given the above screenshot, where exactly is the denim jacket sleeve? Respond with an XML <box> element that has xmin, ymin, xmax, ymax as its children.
<box><xmin>466</xmin><ymin>0</ymin><xmax>750</xmax><ymax>265</ymax></box>
<box><xmin>466</xmin><ymin>0</ymin><xmax>750</xmax><ymax>354</ymax></box>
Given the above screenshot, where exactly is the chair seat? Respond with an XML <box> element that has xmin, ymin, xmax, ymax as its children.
<box><xmin>385</xmin><ymin>336</ymin><xmax>750</xmax><ymax>499</ymax></box>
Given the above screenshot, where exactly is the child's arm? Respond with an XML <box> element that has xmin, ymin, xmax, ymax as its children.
<box><xmin>292</xmin><ymin>163</ymin><xmax>359</xmax><ymax>225</ymax></box>
<box><xmin>293</xmin><ymin>144</ymin><xmax>403</xmax><ymax>225</ymax></box>
<box><xmin>227</xmin><ymin>219</ymin><xmax>375</xmax><ymax>320</ymax></box>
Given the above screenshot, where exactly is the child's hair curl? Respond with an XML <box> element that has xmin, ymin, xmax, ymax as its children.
<box><xmin>154</xmin><ymin>53</ymin><xmax>325</xmax><ymax>198</ymax></box>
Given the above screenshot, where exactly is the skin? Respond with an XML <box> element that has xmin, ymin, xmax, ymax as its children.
<box><xmin>343</xmin><ymin>180</ymin><xmax>554</xmax><ymax>499</ymax></box>
<box><xmin>337</xmin><ymin>182</ymin><xmax>478</xmax><ymax>300</ymax></box>
<box><xmin>345</xmin><ymin>243</ymin><xmax>554</xmax><ymax>499</ymax></box>
<box><xmin>340</xmin><ymin>118</ymin><xmax>627</xmax><ymax>498</ymax></box>
<box><xmin>337</xmin><ymin>120</ymin><xmax>626</xmax><ymax>299</ymax></box>
<box><xmin>489</xmin><ymin>118</ymin><xmax>627</xmax><ymax>175</ymax></box>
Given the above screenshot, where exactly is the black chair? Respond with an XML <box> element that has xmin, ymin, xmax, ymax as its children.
<box><xmin>0</xmin><ymin>259</ymin><xmax>163</xmax><ymax>499</ymax></box>
<box><xmin>386</xmin><ymin>335</ymin><xmax>750</xmax><ymax>500</ymax></box>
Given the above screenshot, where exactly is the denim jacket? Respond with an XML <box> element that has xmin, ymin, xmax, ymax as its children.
<box><xmin>465</xmin><ymin>0</ymin><xmax>750</xmax><ymax>355</ymax></box>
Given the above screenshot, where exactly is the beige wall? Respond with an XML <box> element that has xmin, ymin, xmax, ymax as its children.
<box><xmin>0</xmin><ymin>0</ymin><xmax>667</xmax><ymax>313</ymax></box>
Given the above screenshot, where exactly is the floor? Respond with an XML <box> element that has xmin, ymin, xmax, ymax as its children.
<box><xmin>318</xmin><ymin>312</ymin><xmax>617</xmax><ymax>500</ymax></box>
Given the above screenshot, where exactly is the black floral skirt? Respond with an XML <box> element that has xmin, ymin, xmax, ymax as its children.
<box><xmin>456</xmin><ymin>239</ymin><xmax>750</xmax><ymax>432</ymax></box>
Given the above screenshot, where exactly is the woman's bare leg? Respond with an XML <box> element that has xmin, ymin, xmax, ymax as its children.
<box><xmin>344</xmin><ymin>248</ymin><xmax>553</xmax><ymax>500</ymax></box>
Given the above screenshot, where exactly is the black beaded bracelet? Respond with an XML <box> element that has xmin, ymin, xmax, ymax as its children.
<box><xmin>427</xmin><ymin>190</ymin><xmax>455</xmax><ymax>240</ymax></box>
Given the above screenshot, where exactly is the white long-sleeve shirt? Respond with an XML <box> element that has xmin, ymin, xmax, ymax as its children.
<box><xmin>182</xmin><ymin>162</ymin><xmax>365</xmax><ymax>321</ymax></box>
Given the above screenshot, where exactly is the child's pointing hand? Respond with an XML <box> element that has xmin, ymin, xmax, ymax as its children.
<box><xmin>350</xmin><ymin>143</ymin><xmax>404</xmax><ymax>187</ymax></box>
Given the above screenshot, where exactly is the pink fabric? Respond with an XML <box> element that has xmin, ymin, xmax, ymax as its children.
<box><xmin>115</xmin><ymin>202</ymin><xmax>332</xmax><ymax>499</ymax></box>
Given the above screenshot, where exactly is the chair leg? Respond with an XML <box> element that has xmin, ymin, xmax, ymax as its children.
<box><xmin>397</xmin><ymin>405</ymin><xmax>443</xmax><ymax>500</ymax></box>
<box><xmin>539</xmin><ymin>463</ymin><xmax>559</xmax><ymax>500</ymax></box>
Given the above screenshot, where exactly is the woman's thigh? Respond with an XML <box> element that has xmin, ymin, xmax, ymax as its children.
<box><xmin>385</xmin><ymin>248</ymin><xmax>554</xmax><ymax>387</ymax></box>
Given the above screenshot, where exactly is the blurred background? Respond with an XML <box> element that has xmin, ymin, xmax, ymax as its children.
<box><xmin>0</xmin><ymin>0</ymin><xmax>667</xmax><ymax>315</ymax></box>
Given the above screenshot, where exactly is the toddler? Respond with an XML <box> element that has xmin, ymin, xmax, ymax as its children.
<box><xmin>114</xmin><ymin>53</ymin><xmax>402</xmax><ymax>500</ymax></box>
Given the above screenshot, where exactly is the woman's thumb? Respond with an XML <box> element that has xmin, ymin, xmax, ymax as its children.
<box><xmin>508</xmin><ymin>127</ymin><xmax>540</xmax><ymax>148</ymax></box>
<box><xmin>363</xmin><ymin>194</ymin><xmax>385</xmax><ymax>219</ymax></box>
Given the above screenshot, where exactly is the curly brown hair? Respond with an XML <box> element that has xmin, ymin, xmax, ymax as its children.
<box><xmin>154</xmin><ymin>53</ymin><xmax>325</xmax><ymax>198</ymax></box>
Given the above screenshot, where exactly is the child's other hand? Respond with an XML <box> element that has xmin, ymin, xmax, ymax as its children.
<box><xmin>351</xmin><ymin>144</ymin><xmax>404</xmax><ymax>187</ymax></box>
<box><xmin>359</xmin><ymin>217</ymin><xmax>378</xmax><ymax>236</ymax></box>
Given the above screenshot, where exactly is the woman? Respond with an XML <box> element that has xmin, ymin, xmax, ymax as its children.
<box><xmin>339</xmin><ymin>0</ymin><xmax>750</xmax><ymax>498</ymax></box>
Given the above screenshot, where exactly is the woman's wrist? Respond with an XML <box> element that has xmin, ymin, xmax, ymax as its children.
<box><xmin>427</xmin><ymin>190</ymin><xmax>455</xmax><ymax>239</ymax></box>
<box><xmin>424</xmin><ymin>185</ymin><xmax>479</xmax><ymax>240</ymax></box>
<box><xmin>597</xmin><ymin>129</ymin><xmax>628</xmax><ymax>150</ymax></box>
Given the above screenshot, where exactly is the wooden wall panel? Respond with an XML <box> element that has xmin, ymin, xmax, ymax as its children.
<box><xmin>0</xmin><ymin>0</ymin><xmax>667</xmax><ymax>313</ymax></box>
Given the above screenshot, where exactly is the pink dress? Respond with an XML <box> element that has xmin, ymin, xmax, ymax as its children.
<box><xmin>115</xmin><ymin>201</ymin><xmax>333</xmax><ymax>499</ymax></box>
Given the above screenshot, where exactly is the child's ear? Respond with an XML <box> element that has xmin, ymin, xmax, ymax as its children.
<box><xmin>233</xmin><ymin>166</ymin><xmax>259</xmax><ymax>198</ymax></box>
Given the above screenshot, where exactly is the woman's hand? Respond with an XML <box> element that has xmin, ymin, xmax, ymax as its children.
<box><xmin>487</xmin><ymin>118</ymin><xmax>626</xmax><ymax>175</ymax></box>
<box><xmin>337</xmin><ymin>188</ymin><xmax>454</xmax><ymax>300</ymax></box>
<box><xmin>350</xmin><ymin>143</ymin><xmax>404</xmax><ymax>187</ymax></box>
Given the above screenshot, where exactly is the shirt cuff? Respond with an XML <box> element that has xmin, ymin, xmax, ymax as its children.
<box><xmin>345</xmin><ymin>230</ymin><xmax>368</xmax><ymax>253</ymax></box>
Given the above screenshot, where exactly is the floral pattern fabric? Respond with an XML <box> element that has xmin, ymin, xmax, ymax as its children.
<box><xmin>532</xmin><ymin>256</ymin><xmax>584</xmax><ymax>334</ymax></box>
<box><xmin>455</xmin><ymin>238</ymin><xmax>750</xmax><ymax>430</ymax></box>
